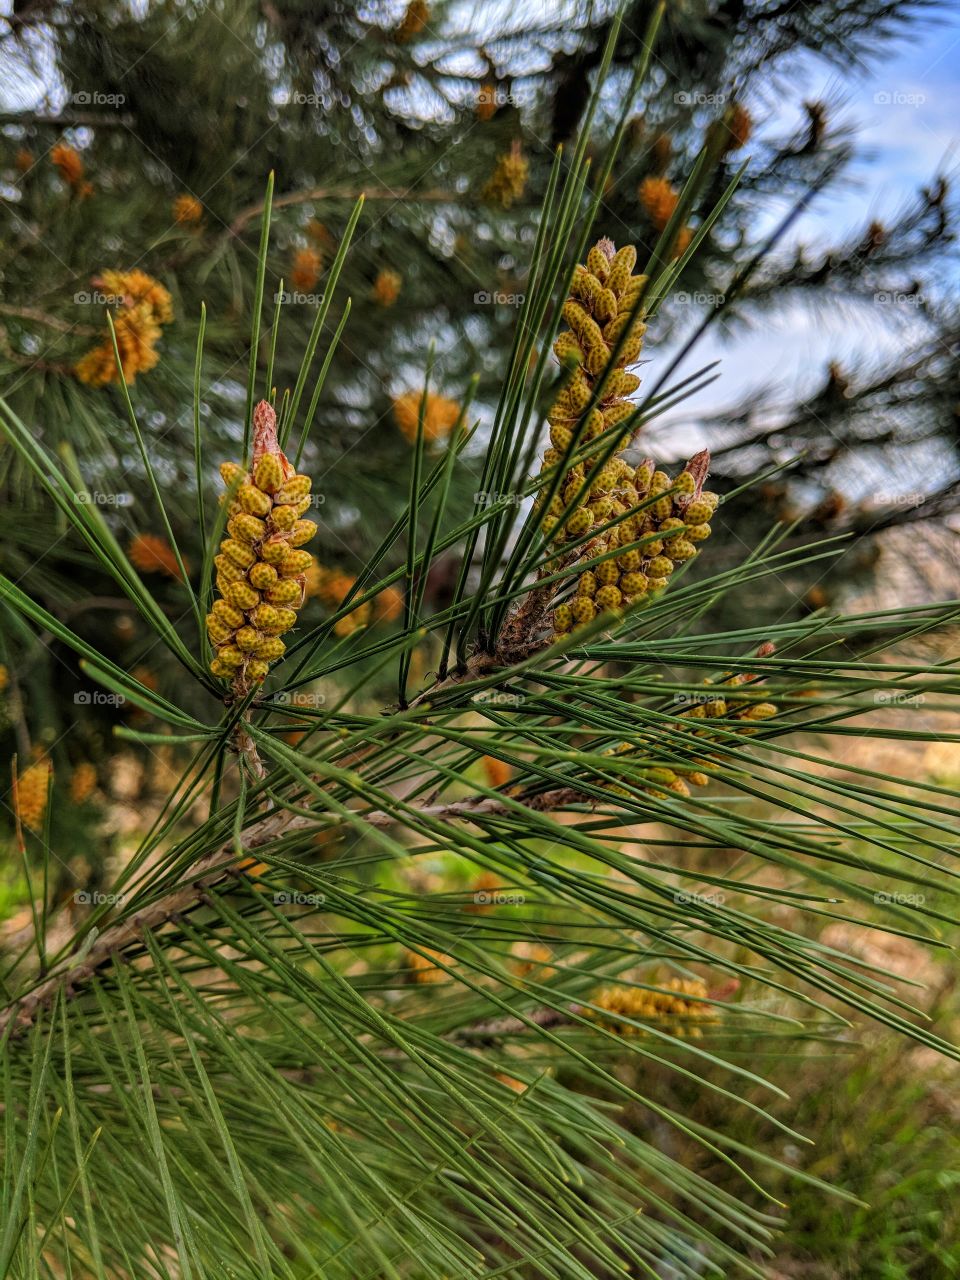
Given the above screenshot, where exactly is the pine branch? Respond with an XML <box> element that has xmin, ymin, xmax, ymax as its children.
<box><xmin>0</xmin><ymin>784</ymin><xmax>538</xmax><ymax>1035</ymax></box>
<box><xmin>226</xmin><ymin>185</ymin><xmax>537</xmax><ymax>239</ymax></box>
<box><xmin>0</xmin><ymin>109</ymin><xmax>134</xmax><ymax>128</ymax></box>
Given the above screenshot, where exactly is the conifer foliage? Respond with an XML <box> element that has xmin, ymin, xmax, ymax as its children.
<box><xmin>0</xmin><ymin>6</ymin><xmax>957</xmax><ymax>1278</ymax></box>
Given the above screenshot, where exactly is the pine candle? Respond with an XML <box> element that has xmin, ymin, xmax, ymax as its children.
<box><xmin>208</xmin><ymin>401</ymin><xmax>318</xmax><ymax>690</ymax></box>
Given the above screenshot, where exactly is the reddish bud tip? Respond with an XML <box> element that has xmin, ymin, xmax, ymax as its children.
<box><xmin>252</xmin><ymin>400</ymin><xmax>279</xmax><ymax>461</ymax></box>
<box><xmin>682</xmin><ymin>449</ymin><xmax>711</xmax><ymax>498</ymax></box>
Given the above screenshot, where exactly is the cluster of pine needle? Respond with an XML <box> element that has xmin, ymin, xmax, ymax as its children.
<box><xmin>0</xmin><ymin>19</ymin><xmax>957</xmax><ymax>1274</ymax></box>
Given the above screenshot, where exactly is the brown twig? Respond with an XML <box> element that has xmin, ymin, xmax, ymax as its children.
<box><xmin>0</xmin><ymin>110</ymin><xmax>134</xmax><ymax>129</ymax></box>
<box><xmin>0</xmin><ymin>303</ymin><xmax>98</xmax><ymax>337</ymax></box>
<box><xmin>406</xmin><ymin>649</ymin><xmax>500</xmax><ymax>710</ymax></box>
<box><xmin>0</xmin><ymin>324</ymin><xmax>74</xmax><ymax>376</ymax></box>
<box><xmin>227</xmin><ymin>186</ymin><xmax>463</xmax><ymax>238</ymax></box>
<box><xmin>495</xmin><ymin>577</ymin><xmax>564</xmax><ymax>664</ymax></box>
<box><xmin>0</xmin><ymin>803</ymin><xmax>307</xmax><ymax>1037</ymax></box>
<box><xmin>1</xmin><ymin>492</ymin><xmax>584</xmax><ymax>1034</ymax></box>
<box><xmin>0</xmin><ymin>789</ymin><xmax>542</xmax><ymax>1036</ymax></box>
<box><xmin>232</xmin><ymin>717</ymin><xmax>267</xmax><ymax>781</ymax></box>
<box><xmin>455</xmin><ymin>1005</ymin><xmax>577</xmax><ymax>1043</ymax></box>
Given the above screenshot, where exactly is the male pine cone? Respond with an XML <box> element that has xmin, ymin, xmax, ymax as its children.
<box><xmin>536</xmin><ymin>237</ymin><xmax>718</xmax><ymax>635</ymax></box>
<box><xmin>208</xmin><ymin>401</ymin><xmax>317</xmax><ymax>688</ymax></box>
<box><xmin>552</xmin><ymin>453</ymin><xmax>718</xmax><ymax>636</ymax></box>
<box><xmin>536</xmin><ymin>238</ymin><xmax>647</xmax><ymax>553</ymax></box>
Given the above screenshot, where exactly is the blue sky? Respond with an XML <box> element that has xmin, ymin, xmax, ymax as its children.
<box><xmin>804</xmin><ymin>8</ymin><xmax>960</xmax><ymax>226</ymax></box>
<box><xmin>654</xmin><ymin>4</ymin><xmax>960</xmax><ymax>443</ymax></box>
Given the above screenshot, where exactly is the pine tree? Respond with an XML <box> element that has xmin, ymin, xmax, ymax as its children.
<box><xmin>0</xmin><ymin>0</ymin><xmax>955</xmax><ymax>736</ymax></box>
<box><xmin>0</xmin><ymin>6</ymin><xmax>958</xmax><ymax>1275</ymax></box>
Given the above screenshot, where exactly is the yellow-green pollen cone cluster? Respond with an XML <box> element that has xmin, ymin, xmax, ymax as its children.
<box><xmin>207</xmin><ymin>400</ymin><xmax>317</xmax><ymax>688</ymax></box>
<box><xmin>537</xmin><ymin>237</ymin><xmax>647</xmax><ymax>549</ymax></box>
<box><xmin>552</xmin><ymin>450</ymin><xmax>718</xmax><ymax>639</ymax></box>
<box><xmin>532</xmin><ymin>237</ymin><xmax>719</xmax><ymax>637</ymax></box>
